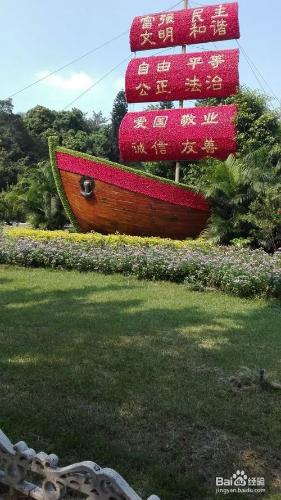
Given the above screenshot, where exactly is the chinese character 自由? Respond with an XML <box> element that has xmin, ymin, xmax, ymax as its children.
<box><xmin>185</xmin><ymin>76</ymin><xmax>202</xmax><ymax>92</ymax></box>
<box><xmin>202</xmin><ymin>138</ymin><xmax>218</xmax><ymax>155</ymax></box>
<box><xmin>181</xmin><ymin>114</ymin><xmax>197</xmax><ymax>126</ymax></box>
<box><xmin>153</xmin><ymin>116</ymin><xmax>168</xmax><ymax>128</ymax></box>
<box><xmin>206</xmin><ymin>75</ymin><xmax>223</xmax><ymax>91</ymax></box>
<box><xmin>156</xmin><ymin>80</ymin><xmax>171</xmax><ymax>94</ymax></box>
<box><xmin>152</xmin><ymin>141</ymin><xmax>168</xmax><ymax>155</ymax></box>
<box><xmin>202</xmin><ymin>112</ymin><xmax>219</xmax><ymax>125</ymax></box>
<box><xmin>157</xmin><ymin>60</ymin><xmax>171</xmax><ymax>73</ymax></box>
<box><xmin>181</xmin><ymin>139</ymin><xmax>197</xmax><ymax>154</ymax></box>
<box><xmin>140</xmin><ymin>31</ymin><xmax>156</xmax><ymax>46</ymax></box>
<box><xmin>138</xmin><ymin>62</ymin><xmax>150</xmax><ymax>75</ymax></box>
<box><xmin>158</xmin><ymin>27</ymin><xmax>174</xmax><ymax>43</ymax></box>
<box><xmin>141</xmin><ymin>16</ymin><xmax>155</xmax><ymax>29</ymax></box>
<box><xmin>158</xmin><ymin>13</ymin><xmax>174</xmax><ymax>26</ymax></box>
<box><xmin>134</xmin><ymin>116</ymin><xmax>148</xmax><ymax>129</ymax></box>
<box><xmin>136</xmin><ymin>83</ymin><xmax>151</xmax><ymax>96</ymax></box>
<box><xmin>187</xmin><ymin>56</ymin><xmax>203</xmax><ymax>70</ymax></box>
<box><xmin>132</xmin><ymin>142</ymin><xmax>147</xmax><ymax>154</ymax></box>
<box><xmin>209</xmin><ymin>54</ymin><xmax>225</xmax><ymax>69</ymax></box>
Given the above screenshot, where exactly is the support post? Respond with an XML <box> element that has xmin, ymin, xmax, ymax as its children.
<box><xmin>175</xmin><ymin>0</ymin><xmax>188</xmax><ymax>183</ymax></box>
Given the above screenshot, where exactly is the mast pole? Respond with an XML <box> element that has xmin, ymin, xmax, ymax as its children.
<box><xmin>175</xmin><ymin>0</ymin><xmax>188</xmax><ymax>183</ymax></box>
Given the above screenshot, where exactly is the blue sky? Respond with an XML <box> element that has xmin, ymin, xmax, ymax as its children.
<box><xmin>1</xmin><ymin>0</ymin><xmax>280</xmax><ymax>118</ymax></box>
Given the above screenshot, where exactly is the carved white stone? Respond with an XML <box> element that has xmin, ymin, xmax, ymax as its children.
<box><xmin>0</xmin><ymin>430</ymin><xmax>160</xmax><ymax>500</ymax></box>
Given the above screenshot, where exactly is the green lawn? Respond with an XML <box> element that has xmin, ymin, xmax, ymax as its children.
<box><xmin>0</xmin><ymin>265</ymin><xmax>281</xmax><ymax>499</ymax></box>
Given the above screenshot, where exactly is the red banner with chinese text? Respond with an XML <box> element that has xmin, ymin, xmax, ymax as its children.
<box><xmin>130</xmin><ymin>3</ymin><xmax>240</xmax><ymax>52</ymax></box>
<box><xmin>119</xmin><ymin>105</ymin><xmax>237</xmax><ymax>162</ymax></box>
<box><xmin>126</xmin><ymin>49</ymin><xmax>239</xmax><ymax>103</ymax></box>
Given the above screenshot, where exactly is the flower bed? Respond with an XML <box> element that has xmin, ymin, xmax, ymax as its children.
<box><xmin>1</xmin><ymin>229</ymin><xmax>281</xmax><ymax>298</ymax></box>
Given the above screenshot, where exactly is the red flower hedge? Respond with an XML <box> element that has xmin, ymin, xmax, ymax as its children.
<box><xmin>119</xmin><ymin>104</ymin><xmax>237</xmax><ymax>162</ymax></box>
<box><xmin>130</xmin><ymin>2</ymin><xmax>240</xmax><ymax>52</ymax></box>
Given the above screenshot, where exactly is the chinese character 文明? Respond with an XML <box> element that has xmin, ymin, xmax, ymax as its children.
<box><xmin>157</xmin><ymin>60</ymin><xmax>171</xmax><ymax>73</ymax></box>
<box><xmin>202</xmin><ymin>138</ymin><xmax>218</xmax><ymax>154</ymax></box>
<box><xmin>192</xmin><ymin>8</ymin><xmax>205</xmax><ymax>23</ymax></box>
<box><xmin>212</xmin><ymin>4</ymin><xmax>229</xmax><ymax>18</ymax></box>
<box><xmin>206</xmin><ymin>75</ymin><xmax>223</xmax><ymax>91</ymax></box>
<box><xmin>187</xmin><ymin>56</ymin><xmax>203</xmax><ymax>70</ymax></box>
<box><xmin>152</xmin><ymin>141</ymin><xmax>168</xmax><ymax>155</ymax></box>
<box><xmin>209</xmin><ymin>54</ymin><xmax>225</xmax><ymax>68</ymax></box>
<box><xmin>181</xmin><ymin>114</ymin><xmax>197</xmax><ymax>126</ymax></box>
<box><xmin>190</xmin><ymin>23</ymin><xmax>207</xmax><ymax>39</ymax></box>
<box><xmin>211</xmin><ymin>19</ymin><xmax>228</xmax><ymax>36</ymax></box>
<box><xmin>185</xmin><ymin>76</ymin><xmax>202</xmax><ymax>92</ymax></box>
<box><xmin>158</xmin><ymin>27</ymin><xmax>174</xmax><ymax>43</ymax></box>
<box><xmin>136</xmin><ymin>83</ymin><xmax>151</xmax><ymax>96</ymax></box>
<box><xmin>158</xmin><ymin>13</ymin><xmax>174</xmax><ymax>26</ymax></box>
<box><xmin>156</xmin><ymin>80</ymin><xmax>171</xmax><ymax>94</ymax></box>
<box><xmin>141</xmin><ymin>16</ymin><xmax>155</xmax><ymax>29</ymax></box>
<box><xmin>202</xmin><ymin>112</ymin><xmax>219</xmax><ymax>125</ymax></box>
<box><xmin>153</xmin><ymin>116</ymin><xmax>168</xmax><ymax>128</ymax></box>
<box><xmin>134</xmin><ymin>116</ymin><xmax>148</xmax><ymax>129</ymax></box>
<box><xmin>138</xmin><ymin>62</ymin><xmax>150</xmax><ymax>75</ymax></box>
<box><xmin>181</xmin><ymin>139</ymin><xmax>197</xmax><ymax>154</ymax></box>
<box><xmin>132</xmin><ymin>143</ymin><xmax>147</xmax><ymax>154</ymax></box>
<box><xmin>140</xmin><ymin>31</ymin><xmax>156</xmax><ymax>46</ymax></box>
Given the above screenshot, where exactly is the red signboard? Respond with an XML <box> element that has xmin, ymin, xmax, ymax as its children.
<box><xmin>119</xmin><ymin>104</ymin><xmax>237</xmax><ymax>162</ymax></box>
<box><xmin>130</xmin><ymin>2</ymin><xmax>240</xmax><ymax>52</ymax></box>
<box><xmin>126</xmin><ymin>49</ymin><xmax>239</xmax><ymax>103</ymax></box>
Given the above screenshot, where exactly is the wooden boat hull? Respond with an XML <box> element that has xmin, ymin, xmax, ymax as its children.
<box><xmin>49</xmin><ymin>138</ymin><xmax>211</xmax><ymax>239</ymax></box>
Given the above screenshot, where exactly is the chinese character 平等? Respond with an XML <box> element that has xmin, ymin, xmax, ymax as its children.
<box><xmin>181</xmin><ymin>114</ymin><xmax>197</xmax><ymax>126</ymax></box>
<box><xmin>206</xmin><ymin>75</ymin><xmax>223</xmax><ymax>91</ymax></box>
<box><xmin>138</xmin><ymin>62</ymin><xmax>150</xmax><ymax>75</ymax></box>
<box><xmin>158</xmin><ymin>13</ymin><xmax>174</xmax><ymax>26</ymax></box>
<box><xmin>209</xmin><ymin>54</ymin><xmax>225</xmax><ymax>69</ymax></box>
<box><xmin>134</xmin><ymin>116</ymin><xmax>148</xmax><ymax>129</ymax></box>
<box><xmin>181</xmin><ymin>139</ymin><xmax>197</xmax><ymax>154</ymax></box>
<box><xmin>132</xmin><ymin>143</ymin><xmax>147</xmax><ymax>155</ymax></box>
<box><xmin>156</xmin><ymin>80</ymin><xmax>171</xmax><ymax>94</ymax></box>
<box><xmin>211</xmin><ymin>19</ymin><xmax>228</xmax><ymax>36</ymax></box>
<box><xmin>187</xmin><ymin>56</ymin><xmax>203</xmax><ymax>70</ymax></box>
<box><xmin>185</xmin><ymin>76</ymin><xmax>202</xmax><ymax>92</ymax></box>
<box><xmin>136</xmin><ymin>83</ymin><xmax>151</xmax><ymax>96</ymax></box>
<box><xmin>212</xmin><ymin>5</ymin><xmax>229</xmax><ymax>18</ymax></box>
<box><xmin>202</xmin><ymin>112</ymin><xmax>219</xmax><ymax>125</ymax></box>
<box><xmin>153</xmin><ymin>116</ymin><xmax>168</xmax><ymax>128</ymax></box>
<box><xmin>152</xmin><ymin>141</ymin><xmax>168</xmax><ymax>155</ymax></box>
<box><xmin>141</xmin><ymin>16</ymin><xmax>155</xmax><ymax>29</ymax></box>
<box><xmin>158</xmin><ymin>27</ymin><xmax>174</xmax><ymax>43</ymax></box>
<box><xmin>202</xmin><ymin>138</ymin><xmax>218</xmax><ymax>154</ymax></box>
<box><xmin>140</xmin><ymin>31</ymin><xmax>156</xmax><ymax>46</ymax></box>
<box><xmin>157</xmin><ymin>60</ymin><xmax>171</xmax><ymax>73</ymax></box>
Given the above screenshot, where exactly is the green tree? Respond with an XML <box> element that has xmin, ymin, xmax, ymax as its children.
<box><xmin>111</xmin><ymin>90</ymin><xmax>128</xmax><ymax>162</ymax></box>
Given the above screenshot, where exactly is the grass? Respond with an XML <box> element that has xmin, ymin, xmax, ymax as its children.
<box><xmin>0</xmin><ymin>265</ymin><xmax>281</xmax><ymax>499</ymax></box>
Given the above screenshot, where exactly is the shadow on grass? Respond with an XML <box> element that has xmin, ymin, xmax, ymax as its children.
<box><xmin>0</xmin><ymin>268</ymin><xmax>281</xmax><ymax>500</ymax></box>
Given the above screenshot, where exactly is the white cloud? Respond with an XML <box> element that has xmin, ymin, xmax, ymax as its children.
<box><xmin>36</xmin><ymin>71</ymin><xmax>94</xmax><ymax>91</ymax></box>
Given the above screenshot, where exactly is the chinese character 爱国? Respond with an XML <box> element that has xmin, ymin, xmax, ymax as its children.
<box><xmin>181</xmin><ymin>114</ymin><xmax>197</xmax><ymax>126</ymax></box>
<box><xmin>138</xmin><ymin>62</ymin><xmax>150</xmax><ymax>75</ymax></box>
<box><xmin>153</xmin><ymin>116</ymin><xmax>168</xmax><ymax>128</ymax></box>
<box><xmin>134</xmin><ymin>116</ymin><xmax>148</xmax><ymax>129</ymax></box>
<box><xmin>136</xmin><ymin>83</ymin><xmax>151</xmax><ymax>96</ymax></box>
<box><xmin>181</xmin><ymin>139</ymin><xmax>197</xmax><ymax>154</ymax></box>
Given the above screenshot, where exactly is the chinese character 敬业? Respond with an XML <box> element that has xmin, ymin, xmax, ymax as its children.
<box><xmin>158</xmin><ymin>27</ymin><xmax>174</xmax><ymax>43</ymax></box>
<box><xmin>141</xmin><ymin>16</ymin><xmax>155</xmax><ymax>29</ymax></box>
<box><xmin>202</xmin><ymin>112</ymin><xmax>219</xmax><ymax>125</ymax></box>
<box><xmin>138</xmin><ymin>62</ymin><xmax>150</xmax><ymax>75</ymax></box>
<box><xmin>187</xmin><ymin>56</ymin><xmax>203</xmax><ymax>70</ymax></box>
<box><xmin>181</xmin><ymin>114</ymin><xmax>197</xmax><ymax>126</ymax></box>
<box><xmin>157</xmin><ymin>60</ymin><xmax>171</xmax><ymax>73</ymax></box>
<box><xmin>206</xmin><ymin>75</ymin><xmax>223</xmax><ymax>91</ymax></box>
<box><xmin>158</xmin><ymin>13</ymin><xmax>174</xmax><ymax>26</ymax></box>
<box><xmin>152</xmin><ymin>141</ymin><xmax>168</xmax><ymax>155</ymax></box>
<box><xmin>209</xmin><ymin>54</ymin><xmax>225</xmax><ymax>69</ymax></box>
<box><xmin>202</xmin><ymin>138</ymin><xmax>218</xmax><ymax>154</ymax></box>
<box><xmin>153</xmin><ymin>116</ymin><xmax>168</xmax><ymax>128</ymax></box>
<box><xmin>140</xmin><ymin>31</ymin><xmax>156</xmax><ymax>46</ymax></box>
<box><xmin>156</xmin><ymin>80</ymin><xmax>171</xmax><ymax>94</ymax></box>
<box><xmin>181</xmin><ymin>139</ymin><xmax>197</xmax><ymax>154</ymax></box>
<box><xmin>134</xmin><ymin>116</ymin><xmax>148</xmax><ymax>129</ymax></box>
<box><xmin>132</xmin><ymin>143</ymin><xmax>147</xmax><ymax>154</ymax></box>
<box><xmin>136</xmin><ymin>83</ymin><xmax>151</xmax><ymax>96</ymax></box>
<box><xmin>185</xmin><ymin>76</ymin><xmax>202</xmax><ymax>92</ymax></box>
